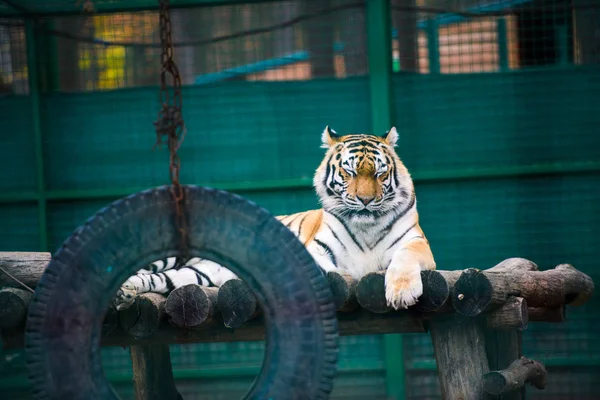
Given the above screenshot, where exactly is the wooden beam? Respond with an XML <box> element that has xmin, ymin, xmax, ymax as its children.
<box><xmin>485</xmin><ymin>296</ymin><xmax>528</xmax><ymax>330</ymax></box>
<box><xmin>452</xmin><ymin>263</ymin><xmax>594</xmax><ymax>316</ymax></box>
<box><xmin>0</xmin><ymin>253</ymin><xmax>594</xmax><ymax>351</ymax></box>
<box><xmin>0</xmin><ymin>252</ymin><xmax>51</xmax><ymax>289</ymax></box>
<box><xmin>483</xmin><ymin>356</ymin><xmax>547</xmax><ymax>396</ymax></box>
<box><xmin>2</xmin><ymin>308</ymin><xmax>426</xmax><ymax>349</ymax></box>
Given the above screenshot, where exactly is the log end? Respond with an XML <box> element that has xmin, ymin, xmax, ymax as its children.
<box><xmin>217</xmin><ymin>279</ymin><xmax>258</xmax><ymax>328</ymax></box>
<box><xmin>452</xmin><ymin>268</ymin><xmax>493</xmax><ymax>317</ymax></box>
<box><xmin>555</xmin><ymin>264</ymin><xmax>595</xmax><ymax>307</ymax></box>
<box><xmin>415</xmin><ymin>270</ymin><xmax>450</xmax><ymax>313</ymax></box>
<box><xmin>356</xmin><ymin>271</ymin><xmax>392</xmax><ymax>314</ymax></box>
<box><xmin>327</xmin><ymin>271</ymin><xmax>358</xmax><ymax>312</ymax></box>
<box><xmin>0</xmin><ymin>287</ymin><xmax>32</xmax><ymax>328</ymax></box>
<box><xmin>483</xmin><ymin>356</ymin><xmax>547</xmax><ymax>395</ymax></box>
<box><xmin>485</xmin><ymin>296</ymin><xmax>528</xmax><ymax>330</ymax></box>
<box><xmin>165</xmin><ymin>284</ymin><xmax>217</xmax><ymax>329</ymax></box>
<box><xmin>528</xmin><ymin>306</ymin><xmax>566</xmax><ymax>323</ymax></box>
<box><xmin>119</xmin><ymin>293</ymin><xmax>166</xmax><ymax>339</ymax></box>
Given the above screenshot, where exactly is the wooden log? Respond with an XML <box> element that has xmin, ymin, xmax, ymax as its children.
<box><xmin>217</xmin><ymin>279</ymin><xmax>260</xmax><ymax>328</ymax></box>
<box><xmin>485</xmin><ymin>296</ymin><xmax>528</xmax><ymax>330</ymax></box>
<box><xmin>528</xmin><ymin>306</ymin><xmax>566</xmax><ymax>323</ymax></box>
<box><xmin>165</xmin><ymin>284</ymin><xmax>219</xmax><ymax>329</ymax></box>
<box><xmin>327</xmin><ymin>270</ymin><xmax>359</xmax><ymax>312</ymax></box>
<box><xmin>130</xmin><ymin>344</ymin><xmax>183</xmax><ymax>400</ymax></box>
<box><xmin>0</xmin><ymin>252</ymin><xmax>50</xmax><ymax>289</ymax></box>
<box><xmin>2</xmin><ymin>307</ymin><xmax>426</xmax><ymax>349</ymax></box>
<box><xmin>355</xmin><ymin>271</ymin><xmax>391</xmax><ymax>313</ymax></box>
<box><xmin>487</xmin><ymin>257</ymin><xmax>539</xmax><ymax>272</ymax></box>
<box><xmin>483</xmin><ymin>356</ymin><xmax>547</xmax><ymax>395</ymax></box>
<box><xmin>484</xmin><ymin>328</ymin><xmax>524</xmax><ymax>400</ymax></box>
<box><xmin>356</xmin><ymin>270</ymin><xmax>461</xmax><ymax>314</ymax></box>
<box><xmin>0</xmin><ymin>287</ymin><xmax>32</xmax><ymax>328</ymax></box>
<box><xmin>452</xmin><ymin>263</ymin><xmax>594</xmax><ymax>317</ymax></box>
<box><xmin>102</xmin><ymin>305</ymin><xmax>119</xmax><ymax>336</ymax></box>
<box><xmin>430</xmin><ymin>315</ymin><xmax>490</xmax><ymax>399</ymax></box>
<box><xmin>119</xmin><ymin>293</ymin><xmax>166</xmax><ymax>339</ymax></box>
<box><xmin>416</xmin><ymin>270</ymin><xmax>462</xmax><ymax>312</ymax></box>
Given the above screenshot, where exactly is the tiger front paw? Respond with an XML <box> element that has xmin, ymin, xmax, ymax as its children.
<box><xmin>384</xmin><ymin>263</ymin><xmax>423</xmax><ymax>310</ymax></box>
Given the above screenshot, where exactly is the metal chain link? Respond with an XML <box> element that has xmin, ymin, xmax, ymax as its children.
<box><xmin>154</xmin><ymin>0</ymin><xmax>189</xmax><ymax>258</ymax></box>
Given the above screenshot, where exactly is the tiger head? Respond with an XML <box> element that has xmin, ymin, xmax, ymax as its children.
<box><xmin>313</xmin><ymin>126</ymin><xmax>414</xmax><ymax>222</ymax></box>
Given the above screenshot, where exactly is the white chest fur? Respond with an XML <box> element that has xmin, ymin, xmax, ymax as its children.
<box><xmin>308</xmin><ymin>208</ymin><xmax>419</xmax><ymax>280</ymax></box>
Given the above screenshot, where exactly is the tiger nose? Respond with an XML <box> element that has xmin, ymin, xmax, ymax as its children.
<box><xmin>357</xmin><ymin>195</ymin><xmax>374</xmax><ymax>205</ymax></box>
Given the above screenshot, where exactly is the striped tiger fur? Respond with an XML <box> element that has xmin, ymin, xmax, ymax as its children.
<box><xmin>114</xmin><ymin>126</ymin><xmax>436</xmax><ymax>311</ymax></box>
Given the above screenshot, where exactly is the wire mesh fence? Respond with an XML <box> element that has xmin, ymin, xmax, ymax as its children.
<box><xmin>0</xmin><ymin>0</ymin><xmax>599</xmax><ymax>399</ymax></box>
<box><xmin>1</xmin><ymin>0</ymin><xmax>368</xmax><ymax>93</ymax></box>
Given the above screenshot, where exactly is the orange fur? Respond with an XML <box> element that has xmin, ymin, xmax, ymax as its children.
<box><xmin>277</xmin><ymin>209</ymin><xmax>324</xmax><ymax>246</ymax></box>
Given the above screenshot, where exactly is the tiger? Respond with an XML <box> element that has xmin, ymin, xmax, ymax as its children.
<box><xmin>113</xmin><ymin>126</ymin><xmax>436</xmax><ymax>311</ymax></box>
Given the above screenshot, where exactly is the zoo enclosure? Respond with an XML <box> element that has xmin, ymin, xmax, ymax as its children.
<box><xmin>0</xmin><ymin>0</ymin><xmax>599</xmax><ymax>399</ymax></box>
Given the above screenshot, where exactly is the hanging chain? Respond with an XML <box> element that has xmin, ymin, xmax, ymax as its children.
<box><xmin>154</xmin><ymin>0</ymin><xmax>189</xmax><ymax>258</ymax></box>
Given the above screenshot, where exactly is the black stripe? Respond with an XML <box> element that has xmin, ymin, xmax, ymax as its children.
<box><xmin>347</xmin><ymin>142</ymin><xmax>378</xmax><ymax>151</ymax></box>
<box><xmin>192</xmin><ymin>270</ymin><xmax>207</xmax><ymax>286</ymax></box>
<box><xmin>372</xmin><ymin>194</ymin><xmax>416</xmax><ymax>243</ymax></box>
<box><xmin>284</xmin><ymin>213</ymin><xmax>302</xmax><ymax>228</ymax></box>
<box><xmin>330</xmin><ymin>212</ymin><xmax>365</xmax><ymax>252</ymax></box>
<box><xmin>314</xmin><ymin>239</ymin><xmax>337</xmax><ymax>267</ymax></box>
<box><xmin>382</xmin><ymin>193</ymin><xmax>415</xmax><ymax>233</ymax></box>
<box><xmin>188</xmin><ymin>266</ymin><xmax>216</xmax><ymax>287</ymax></box>
<box><xmin>162</xmin><ymin>273</ymin><xmax>175</xmax><ymax>292</ymax></box>
<box><xmin>149</xmin><ymin>275</ymin><xmax>156</xmax><ymax>290</ymax></box>
<box><xmin>386</xmin><ymin>223</ymin><xmax>417</xmax><ymax>251</ymax></box>
<box><xmin>390</xmin><ymin>156</ymin><xmax>400</xmax><ymax>187</ymax></box>
<box><xmin>322</xmin><ymin>152</ymin><xmax>335</xmax><ymax>189</ymax></box>
<box><xmin>325</xmin><ymin>222</ymin><xmax>347</xmax><ymax>251</ymax></box>
<box><xmin>297</xmin><ymin>214</ymin><xmax>308</xmax><ymax>239</ymax></box>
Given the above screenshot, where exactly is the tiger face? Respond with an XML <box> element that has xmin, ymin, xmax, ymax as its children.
<box><xmin>313</xmin><ymin>126</ymin><xmax>414</xmax><ymax>222</ymax></box>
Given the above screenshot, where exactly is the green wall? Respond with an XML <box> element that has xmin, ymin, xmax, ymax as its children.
<box><xmin>1</xmin><ymin>67</ymin><xmax>599</xmax><ymax>398</ymax></box>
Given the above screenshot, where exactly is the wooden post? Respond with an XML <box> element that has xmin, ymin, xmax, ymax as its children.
<box><xmin>429</xmin><ymin>315</ymin><xmax>490</xmax><ymax>399</ymax></box>
<box><xmin>130</xmin><ymin>344</ymin><xmax>183</xmax><ymax>400</ymax></box>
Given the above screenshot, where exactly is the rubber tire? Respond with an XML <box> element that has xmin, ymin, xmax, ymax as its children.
<box><xmin>25</xmin><ymin>185</ymin><xmax>339</xmax><ymax>400</ymax></box>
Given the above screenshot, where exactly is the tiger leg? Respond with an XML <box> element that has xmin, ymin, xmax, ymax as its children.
<box><xmin>384</xmin><ymin>237</ymin><xmax>436</xmax><ymax>310</ymax></box>
<box><xmin>114</xmin><ymin>258</ymin><xmax>237</xmax><ymax>310</ymax></box>
<box><xmin>306</xmin><ymin>241</ymin><xmax>338</xmax><ymax>274</ymax></box>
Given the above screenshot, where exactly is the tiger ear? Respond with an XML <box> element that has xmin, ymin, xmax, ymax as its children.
<box><xmin>321</xmin><ymin>125</ymin><xmax>342</xmax><ymax>148</ymax></box>
<box><xmin>383</xmin><ymin>126</ymin><xmax>398</xmax><ymax>147</ymax></box>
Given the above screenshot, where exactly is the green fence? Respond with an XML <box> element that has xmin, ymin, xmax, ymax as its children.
<box><xmin>1</xmin><ymin>0</ymin><xmax>599</xmax><ymax>399</ymax></box>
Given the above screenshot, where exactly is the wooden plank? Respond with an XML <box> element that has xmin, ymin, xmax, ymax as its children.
<box><xmin>2</xmin><ymin>308</ymin><xmax>426</xmax><ymax>349</ymax></box>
